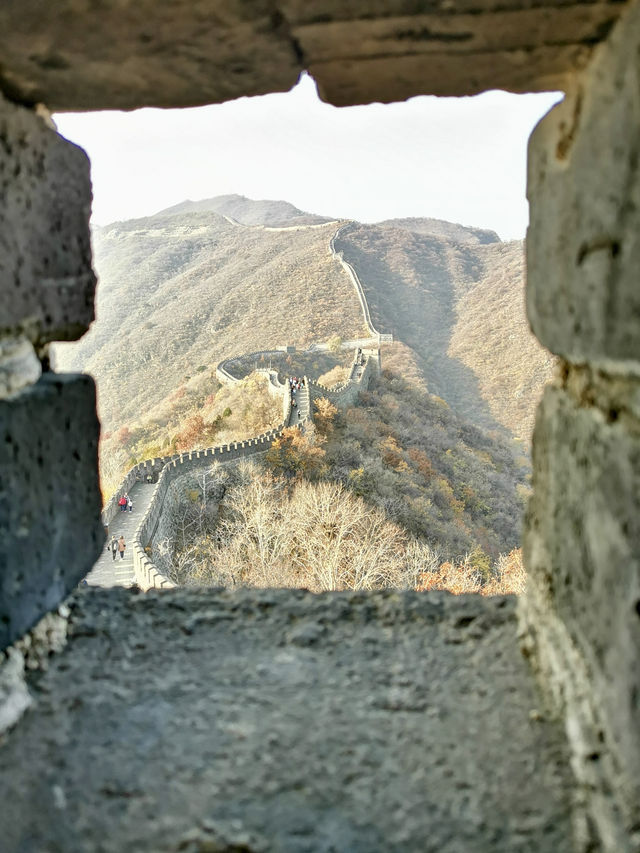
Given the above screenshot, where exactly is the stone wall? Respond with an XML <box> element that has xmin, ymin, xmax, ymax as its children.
<box><xmin>330</xmin><ymin>224</ymin><xmax>390</xmax><ymax>343</ymax></box>
<box><xmin>522</xmin><ymin>1</ymin><xmax>640</xmax><ymax>847</ymax></box>
<box><xmin>135</xmin><ymin>431</ymin><xmax>308</xmax><ymax>589</ymax></box>
<box><xmin>119</xmin><ymin>347</ymin><xmax>376</xmax><ymax>589</ymax></box>
<box><xmin>0</xmin><ymin>90</ymin><xmax>102</xmax><ymax>648</ymax></box>
<box><xmin>216</xmin><ymin>349</ymin><xmax>287</xmax><ymax>386</ymax></box>
<box><xmin>104</xmin><ymin>431</ymin><xmax>287</xmax><ymax>590</ymax></box>
<box><xmin>0</xmin><ymin>1</ymin><xmax>622</xmax><ymax>108</ymax></box>
<box><xmin>308</xmin><ymin>347</ymin><xmax>377</xmax><ymax>409</ymax></box>
<box><xmin>0</xmin><ymin>374</ymin><xmax>103</xmax><ymax>648</ymax></box>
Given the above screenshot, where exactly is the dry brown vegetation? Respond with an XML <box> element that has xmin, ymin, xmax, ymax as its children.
<box><xmin>416</xmin><ymin>548</ymin><xmax>526</xmax><ymax>596</ymax></box>
<box><xmin>54</xmin><ymin>199</ymin><xmax>541</xmax><ymax>598</ymax></box>
<box><xmin>169</xmin><ymin>460</ymin><xmax>525</xmax><ymax>595</ymax></box>
<box><xmin>448</xmin><ymin>241</ymin><xmax>555</xmax><ymax>442</ymax></box>
<box><xmin>316</xmin><ymin>364</ymin><xmax>350</xmax><ymax>388</ymax></box>
<box><xmin>166</xmin><ymin>357</ymin><xmax>530</xmax><ymax>594</ymax></box>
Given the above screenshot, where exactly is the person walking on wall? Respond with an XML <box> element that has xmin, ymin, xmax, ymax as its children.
<box><xmin>109</xmin><ymin>535</ymin><xmax>118</xmax><ymax>561</ymax></box>
<box><xmin>128</xmin><ymin>496</ymin><xmax>133</xmax><ymax>513</ymax></box>
<box><xmin>119</xmin><ymin>495</ymin><xmax>127</xmax><ymax>512</ymax></box>
<box><xmin>118</xmin><ymin>535</ymin><xmax>126</xmax><ymax>560</ymax></box>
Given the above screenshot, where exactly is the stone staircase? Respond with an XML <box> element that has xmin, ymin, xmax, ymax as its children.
<box><xmin>288</xmin><ymin>380</ymin><xmax>311</xmax><ymax>427</ymax></box>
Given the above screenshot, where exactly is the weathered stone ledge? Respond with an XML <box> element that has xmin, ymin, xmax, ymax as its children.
<box><xmin>0</xmin><ymin>587</ymin><xmax>574</xmax><ymax>852</ymax></box>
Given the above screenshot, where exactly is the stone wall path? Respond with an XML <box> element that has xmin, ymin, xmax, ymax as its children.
<box><xmin>87</xmin><ymin>482</ymin><xmax>156</xmax><ymax>587</ymax></box>
<box><xmin>287</xmin><ymin>381</ymin><xmax>310</xmax><ymax>427</ymax></box>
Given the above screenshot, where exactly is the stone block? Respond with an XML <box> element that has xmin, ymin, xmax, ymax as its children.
<box><xmin>0</xmin><ymin>1</ymin><xmax>300</xmax><ymax>111</ymax></box>
<box><xmin>0</xmin><ymin>335</ymin><xmax>40</xmax><ymax>398</ymax></box>
<box><xmin>524</xmin><ymin>383</ymin><xmax>640</xmax><ymax>827</ymax></box>
<box><xmin>0</xmin><ymin>1</ymin><xmax>626</xmax><ymax>109</ymax></box>
<box><xmin>0</xmin><ymin>93</ymin><xmax>95</xmax><ymax>344</ymax></box>
<box><xmin>527</xmin><ymin>0</ymin><xmax>640</xmax><ymax>364</ymax></box>
<box><xmin>0</xmin><ymin>373</ymin><xmax>103</xmax><ymax>649</ymax></box>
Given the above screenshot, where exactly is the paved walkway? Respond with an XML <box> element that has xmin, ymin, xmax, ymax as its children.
<box><xmin>86</xmin><ymin>481</ymin><xmax>156</xmax><ymax>587</ymax></box>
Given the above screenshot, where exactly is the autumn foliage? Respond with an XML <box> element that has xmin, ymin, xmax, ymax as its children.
<box><xmin>170</xmin><ymin>461</ymin><xmax>527</xmax><ymax>596</ymax></box>
<box><xmin>416</xmin><ymin>548</ymin><xmax>526</xmax><ymax>596</ymax></box>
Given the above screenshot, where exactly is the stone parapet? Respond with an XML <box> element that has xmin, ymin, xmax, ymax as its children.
<box><xmin>132</xmin><ymin>434</ymin><xmax>287</xmax><ymax>589</ymax></box>
<box><xmin>100</xmin><ymin>425</ymin><xmax>291</xmax><ymax>589</ymax></box>
<box><xmin>0</xmin><ymin>93</ymin><xmax>95</xmax><ymax>345</ymax></box>
<box><xmin>0</xmin><ymin>3</ymin><xmax>621</xmax><ymax>109</ymax></box>
<box><xmin>0</xmin><ymin>373</ymin><xmax>102</xmax><ymax>647</ymax></box>
<box><xmin>521</xmin><ymin>4</ymin><xmax>640</xmax><ymax>847</ymax></box>
<box><xmin>216</xmin><ymin>349</ymin><xmax>290</xmax><ymax>386</ymax></box>
<box><xmin>0</xmin><ymin>586</ymin><xmax>576</xmax><ymax>852</ymax></box>
<box><xmin>308</xmin><ymin>347</ymin><xmax>377</xmax><ymax>410</ymax></box>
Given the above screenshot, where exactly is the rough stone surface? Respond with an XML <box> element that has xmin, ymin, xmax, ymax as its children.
<box><xmin>0</xmin><ymin>1</ymin><xmax>300</xmax><ymax>112</ymax></box>
<box><xmin>0</xmin><ymin>0</ymin><xmax>626</xmax><ymax>111</ymax></box>
<box><xmin>0</xmin><ymin>92</ymin><xmax>95</xmax><ymax>344</ymax></box>
<box><xmin>523</xmin><ymin>375</ymin><xmax>640</xmax><ymax>849</ymax></box>
<box><xmin>527</xmin><ymin>0</ymin><xmax>640</xmax><ymax>364</ymax></box>
<box><xmin>0</xmin><ymin>334</ymin><xmax>41</xmax><ymax>398</ymax></box>
<box><xmin>0</xmin><ymin>587</ymin><xmax>574</xmax><ymax>852</ymax></box>
<box><xmin>0</xmin><ymin>373</ymin><xmax>103</xmax><ymax>649</ymax></box>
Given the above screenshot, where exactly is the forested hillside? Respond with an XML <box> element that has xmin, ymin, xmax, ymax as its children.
<box><xmin>54</xmin><ymin>208</ymin><xmax>363</xmax><ymax>434</ymax></box>
<box><xmin>55</xmin><ymin>195</ymin><xmax>552</xmax><ymax>584</ymax></box>
<box><xmin>166</xmin><ymin>368</ymin><xmax>528</xmax><ymax>592</ymax></box>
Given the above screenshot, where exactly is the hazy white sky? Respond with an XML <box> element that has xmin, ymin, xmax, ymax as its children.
<box><xmin>54</xmin><ymin>74</ymin><xmax>561</xmax><ymax>241</ymax></box>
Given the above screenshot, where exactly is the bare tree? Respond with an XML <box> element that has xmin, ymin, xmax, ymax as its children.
<box><xmin>288</xmin><ymin>480</ymin><xmax>407</xmax><ymax>591</ymax></box>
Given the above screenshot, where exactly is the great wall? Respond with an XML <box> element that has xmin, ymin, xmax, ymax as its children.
<box><xmin>89</xmin><ymin>221</ymin><xmax>390</xmax><ymax>591</ymax></box>
<box><xmin>3</xmin><ymin>7</ymin><xmax>639</xmax><ymax>848</ymax></box>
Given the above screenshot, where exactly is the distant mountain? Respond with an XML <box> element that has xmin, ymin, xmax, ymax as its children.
<box><xmin>53</xmin><ymin>195</ymin><xmax>552</xmax><ymax>563</ymax></box>
<box><xmin>155</xmin><ymin>194</ymin><xmax>335</xmax><ymax>227</ymax></box>
<box><xmin>374</xmin><ymin>217</ymin><xmax>500</xmax><ymax>246</ymax></box>
<box><xmin>448</xmin><ymin>241</ymin><xmax>555</xmax><ymax>442</ymax></box>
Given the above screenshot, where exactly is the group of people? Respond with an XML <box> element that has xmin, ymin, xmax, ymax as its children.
<box><xmin>118</xmin><ymin>493</ymin><xmax>133</xmax><ymax>512</ymax></box>
<box><xmin>108</xmin><ymin>535</ymin><xmax>127</xmax><ymax>561</ymax></box>
<box><xmin>289</xmin><ymin>376</ymin><xmax>304</xmax><ymax>415</ymax></box>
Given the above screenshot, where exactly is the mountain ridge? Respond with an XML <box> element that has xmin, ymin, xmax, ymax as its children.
<box><xmin>56</xmin><ymin>195</ymin><xmax>552</xmax><ymax>449</ymax></box>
